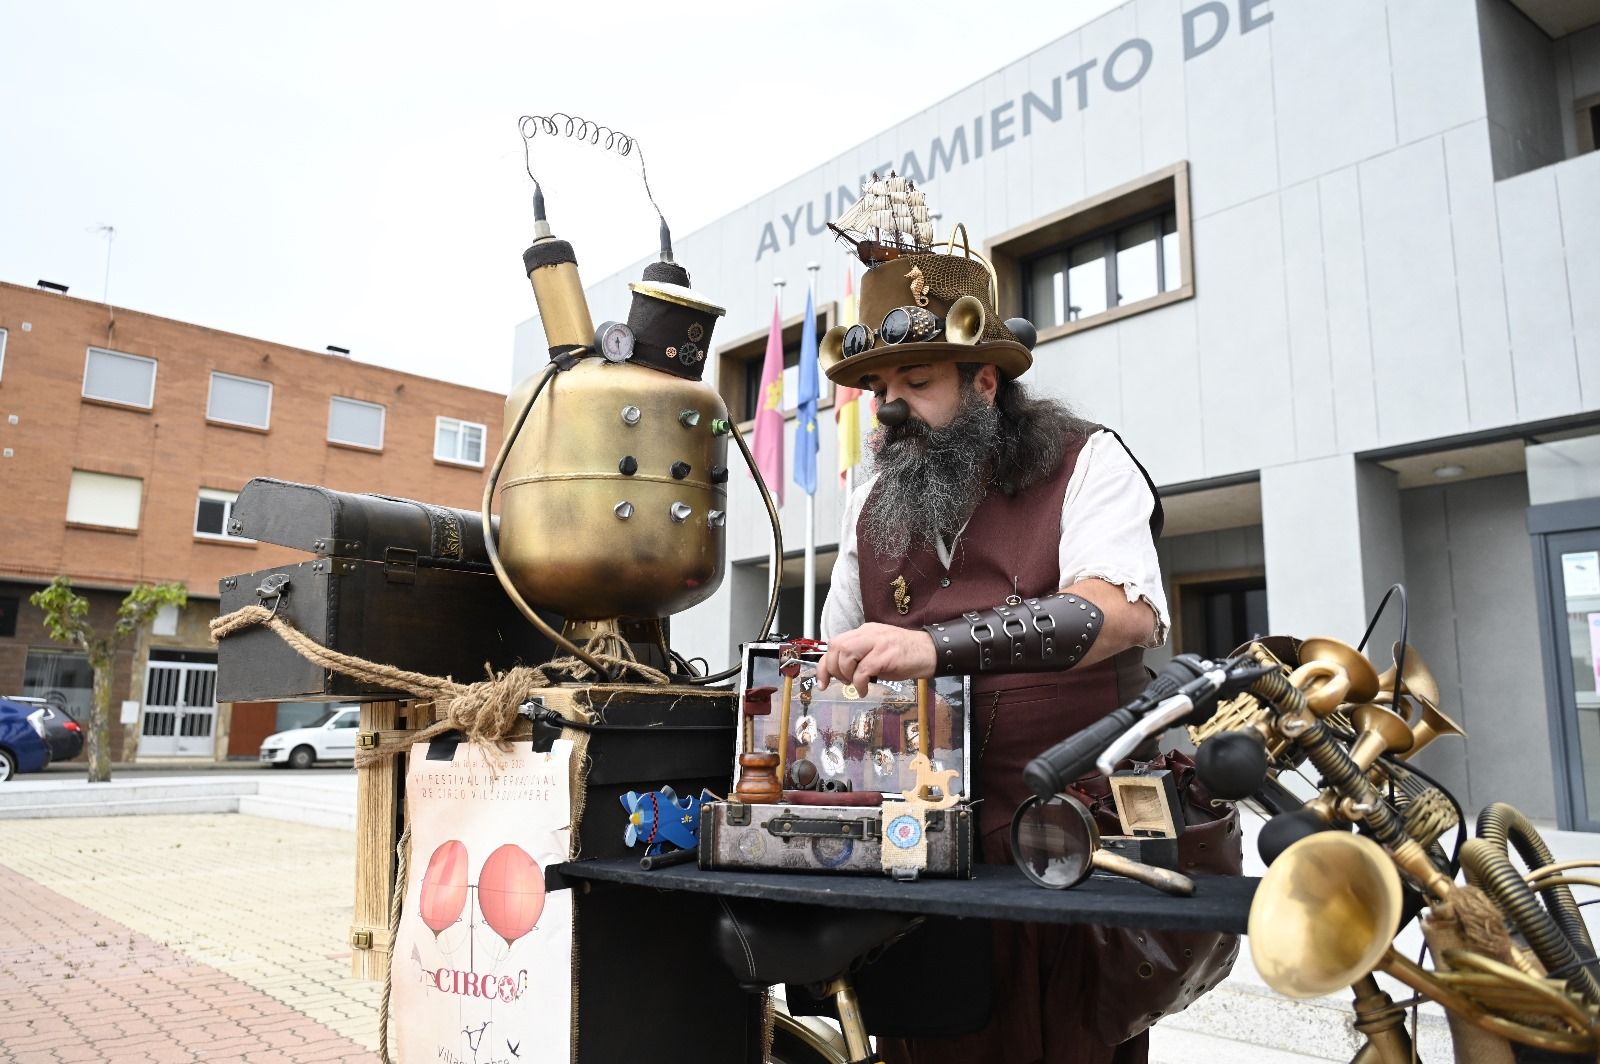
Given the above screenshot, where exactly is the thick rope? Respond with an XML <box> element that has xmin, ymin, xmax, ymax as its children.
<box><xmin>209</xmin><ymin>604</ymin><xmax>671</xmax><ymax>765</ymax></box>
<box><xmin>378</xmin><ymin>822</ymin><xmax>410</xmax><ymax>1064</ymax></box>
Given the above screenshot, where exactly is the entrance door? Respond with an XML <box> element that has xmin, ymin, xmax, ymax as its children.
<box><xmin>139</xmin><ymin>661</ymin><xmax>218</xmax><ymax>757</ymax></box>
<box><xmin>1530</xmin><ymin>500</ymin><xmax>1600</xmax><ymax>831</ymax></box>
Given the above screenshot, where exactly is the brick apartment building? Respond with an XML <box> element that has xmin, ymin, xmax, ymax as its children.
<box><xmin>0</xmin><ymin>280</ymin><xmax>505</xmax><ymax>762</ymax></box>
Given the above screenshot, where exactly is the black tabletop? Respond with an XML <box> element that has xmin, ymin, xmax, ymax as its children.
<box><xmin>551</xmin><ymin>858</ymin><xmax>1258</xmax><ymax>934</ymax></box>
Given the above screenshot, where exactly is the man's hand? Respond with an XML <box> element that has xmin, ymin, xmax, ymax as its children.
<box><xmin>816</xmin><ymin>623</ymin><xmax>937</xmax><ymax>693</ymax></box>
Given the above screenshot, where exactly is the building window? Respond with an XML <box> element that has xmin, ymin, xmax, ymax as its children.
<box><xmin>65</xmin><ymin>470</ymin><xmax>143</xmax><ymax>530</ymax></box>
<box><xmin>714</xmin><ymin>303</ymin><xmax>835</xmax><ymax>425</ymax></box>
<box><xmin>194</xmin><ymin>488</ymin><xmax>251</xmax><ymax>541</ymax></box>
<box><xmin>1173</xmin><ymin>573</ymin><xmax>1267</xmax><ymax>660</ymax></box>
<box><xmin>435</xmin><ymin>416</ymin><xmax>486</xmax><ymax>466</ymax></box>
<box><xmin>0</xmin><ymin>327</ymin><xmax>7</xmax><ymax>382</ymax></box>
<box><xmin>0</xmin><ymin>594</ymin><xmax>17</xmax><ymax>638</ymax></box>
<box><xmin>988</xmin><ymin>162</ymin><xmax>1192</xmax><ymax>342</ymax></box>
<box><xmin>328</xmin><ymin>396</ymin><xmax>385</xmax><ymax>450</ymax></box>
<box><xmin>207</xmin><ymin>372</ymin><xmax>272</xmax><ymax>429</ymax></box>
<box><xmin>1578</xmin><ymin>92</ymin><xmax>1600</xmax><ymax>155</ymax></box>
<box><xmin>82</xmin><ymin>347</ymin><xmax>157</xmax><ymax>409</ymax></box>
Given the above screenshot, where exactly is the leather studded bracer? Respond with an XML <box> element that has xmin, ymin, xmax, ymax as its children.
<box><xmin>923</xmin><ymin>593</ymin><xmax>1102</xmax><ymax>675</ymax></box>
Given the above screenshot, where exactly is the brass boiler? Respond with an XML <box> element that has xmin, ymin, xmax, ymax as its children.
<box><xmin>498</xmin><ymin>230</ymin><xmax>730</xmax><ymax>622</ymax></box>
<box><xmin>497</xmin><ymin>358</ymin><xmax>729</xmax><ymax>620</ymax></box>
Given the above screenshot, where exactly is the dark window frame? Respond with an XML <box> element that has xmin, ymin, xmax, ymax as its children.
<box><xmin>1019</xmin><ymin>204</ymin><xmax>1181</xmax><ymax>326</ymax></box>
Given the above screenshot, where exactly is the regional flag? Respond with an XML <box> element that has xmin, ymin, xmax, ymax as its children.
<box><xmin>794</xmin><ymin>287</ymin><xmax>820</xmax><ymax>496</ymax></box>
<box><xmin>835</xmin><ymin>269</ymin><xmax>863</xmax><ymax>483</ymax></box>
<box><xmin>751</xmin><ymin>297</ymin><xmax>786</xmax><ymax>505</ymax></box>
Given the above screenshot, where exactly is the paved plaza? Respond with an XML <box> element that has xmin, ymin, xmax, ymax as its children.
<box><xmin>0</xmin><ymin>814</ymin><xmax>380</xmax><ymax>1063</ymax></box>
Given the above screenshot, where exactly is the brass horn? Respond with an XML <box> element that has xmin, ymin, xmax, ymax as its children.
<box><xmin>945</xmin><ymin>295</ymin><xmax>986</xmax><ymax>346</ymax></box>
<box><xmin>1252</xmin><ymin>834</ymin><xmax>1600</xmax><ymax>1055</ymax></box>
<box><xmin>1348</xmin><ymin>703</ymin><xmax>1415</xmax><ymax>769</ymax></box>
<box><xmin>1298</xmin><ymin>636</ymin><xmax>1382</xmax><ymax>702</ymax></box>
<box><xmin>1401</xmin><ymin>697</ymin><xmax>1466</xmax><ymax>760</ymax></box>
<box><xmin>1377</xmin><ymin>641</ymin><xmax>1442</xmax><ymax>710</ymax></box>
<box><xmin>1286</xmin><ymin>660</ymin><xmax>1352</xmax><ymax>716</ymax></box>
<box><xmin>820</xmin><ymin>325</ymin><xmax>848</xmax><ymax>374</ymax></box>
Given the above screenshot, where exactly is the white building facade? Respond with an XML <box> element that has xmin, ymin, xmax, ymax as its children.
<box><xmin>516</xmin><ymin>0</ymin><xmax>1600</xmax><ymax>830</ymax></box>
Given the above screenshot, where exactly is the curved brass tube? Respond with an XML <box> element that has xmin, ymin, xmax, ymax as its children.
<box><xmin>482</xmin><ymin>361</ymin><xmax>610</xmax><ymax>677</ymax></box>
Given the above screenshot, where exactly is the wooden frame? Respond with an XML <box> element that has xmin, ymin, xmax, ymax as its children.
<box><xmin>986</xmin><ymin>161</ymin><xmax>1194</xmax><ymax>344</ymax></box>
<box><xmin>713</xmin><ymin>301</ymin><xmax>836</xmax><ymax>429</ymax></box>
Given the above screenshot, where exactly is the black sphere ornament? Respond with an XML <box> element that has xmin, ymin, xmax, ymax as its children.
<box><xmin>1257</xmin><ymin>807</ymin><xmax>1350</xmax><ymax>866</ymax></box>
<box><xmin>1005</xmin><ymin>317</ymin><xmax>1038</xmax><ymax>351</ymax></box>
<box><xmin>1195</xmin><ymin>731</ymin><xmax>1269</xmax><ymax>801</ymax></box>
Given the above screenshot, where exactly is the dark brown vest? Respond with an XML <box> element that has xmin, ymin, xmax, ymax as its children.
<box><xmin>857</xmin><ymin>428</ymin><xmax>1151</xmax><ymax>848</ymax></box>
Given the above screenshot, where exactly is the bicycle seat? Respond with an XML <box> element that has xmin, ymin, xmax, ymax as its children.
<box><xmin>713</xmin><ymin>897</ymin><xmax>917</xmax><ymax>990</ymax></box>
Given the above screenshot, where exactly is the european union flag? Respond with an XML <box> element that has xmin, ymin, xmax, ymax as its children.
<box><xmin>794</xmin><ymin>287</ymin><xmax>820</xmax><ymax>496</ymax></box>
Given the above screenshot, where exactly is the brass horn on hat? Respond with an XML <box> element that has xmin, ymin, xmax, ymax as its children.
<box><xmin>1251</xmin><ymin>833</ymin><xmax>1600</xmax><ymax>1056</ymax></box>
<box><xmin>1372</xmin><ymin>642</ymin><xmax>1465</xmax><ymax>757</ymax></box>
<box><xmin>820</xmin><ymin>325</ymin><xmax>848</xmax><ymax>374</ymax></box>
<box><xmin>1402</xmin><ymin>698</ymin><xmax>1466</xmax><ymax>760</ymax></box>
<box><xmin>945</xmin><ymin>295</ymin><xmax>986</xmax><ymax>346</ymax></box>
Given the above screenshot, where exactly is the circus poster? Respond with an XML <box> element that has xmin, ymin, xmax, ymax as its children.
<box><xmin>391</xmin><ymin>738</ymin><xmax>574</xmax><ymax>1064</ymax></box>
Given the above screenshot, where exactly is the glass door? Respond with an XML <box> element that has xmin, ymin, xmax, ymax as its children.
<box><xmin>1537</xmin><ymin>526</ymin><xmax>1600</xmax><ymax>830</ymax></box>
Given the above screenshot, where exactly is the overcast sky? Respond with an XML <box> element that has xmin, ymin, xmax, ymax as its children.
<box><xmin>1</xmin><ymin>1</ymin><xmax>1126</xmax><ymax>393</ymax></box>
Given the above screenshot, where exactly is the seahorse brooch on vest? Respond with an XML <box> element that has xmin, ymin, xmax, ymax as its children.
<box><xmin>891</xmin><ymin>575</ymin><xmax>911</xmax><ymax>615</ymax></box>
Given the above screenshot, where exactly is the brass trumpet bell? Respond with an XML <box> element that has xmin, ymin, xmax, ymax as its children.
<box><xmin>1287</xmin><ymin>660</ymin><xmax>1352</xmax><ymax>716</ymax></box>
<box><xmin>945</xmin><ymin>295</ymin><xmax>986</xmax><ymax>346</ymax></box>
<box><xmin>1249</xmin><ymin>832</ymin><xmax>1403</xmax><ymax>999</ymax></box>
<box><xmin>1401</xmin><ymin>698</ymin><xmax>1465</xmax><ymax>760</ymax></box>
<box><xmin>1298</xmin><ymin>637</ymin><xmax>1381</xmax><ymax>702</ymax></box>
<box><xmin>1377</xmin><ymin>642</ymin><xmax>1442</xmax><ymax>709</ymax></box>
<box><xmin>819</xmin><ymin>325</ymin><xmax>848</xmax><ymax>375</ymax></box>
<box><xmin>1348</xmin><ymin>703</ymin><xmax>1416</xmax><ymax>768</ymax></box>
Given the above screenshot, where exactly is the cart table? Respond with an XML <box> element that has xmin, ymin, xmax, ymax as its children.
<box><xmin>552</xmin><ymin>858</ymin><xmax>1258</xmax><ymax>934</ymax></box>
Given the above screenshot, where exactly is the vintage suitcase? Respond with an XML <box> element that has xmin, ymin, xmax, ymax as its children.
<box><xmin>700</xmin><ymin>642</ymin><xmax>974</xmax><ymax>879</ymax></box>
<box><xmin>216</xmin><ymin>477</ymin><xmax>557</xmax><ymax>702</ymax></box>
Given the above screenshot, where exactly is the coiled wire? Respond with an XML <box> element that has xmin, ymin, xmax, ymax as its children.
<box><xmin>517</xmin><ymin>112</ymin><xmax>665</xmax><ymax>228</ymax></box>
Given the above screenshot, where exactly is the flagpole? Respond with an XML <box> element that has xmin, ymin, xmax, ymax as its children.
<box><xmin>803</xmin><ymin>262</ymin><xmax>820</xmax><ymax>640</ymax></box>
<box><xmin>770</xmin><ymin>277</ymin><xmax>786</xmax><ymax>627</ymax></box>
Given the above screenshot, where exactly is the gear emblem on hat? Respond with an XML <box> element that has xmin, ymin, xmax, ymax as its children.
<box><xmin>686</xmin><ymin>322</ymin><xmax>704</xmax><ymax>342</ymax></box>
<box><xmin>678</xmin><ymin>341</ymin><xmax>702</xmax><ymax>365</ymax></box>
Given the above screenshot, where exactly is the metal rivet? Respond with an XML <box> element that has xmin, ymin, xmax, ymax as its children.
<box><xmin>618</xmin><ymin>455</ymin><xmax>638</xmax><ymax>476</ymax></box>
<box><xmin>942</xmin><ymin>636</ymin><xmax>950</xmax><ymax>643</ymax></box>
<box><xmin>707</xmin><ymin>509</ymin><xmax>726</xmax><ymax>528</ymax></box>
<box><xmin>670</xmin><ymin>502</ymin><xmax>692</xmax><ymax>522</ymax></box>
<box><xmin>710</xmin><ymin>418</ymin><xmax>732</xmax><ymax>436</ymax></box>
<box><xmin>710</xmin><ymin>464</ymin><xmax>729</xmax><ymax>484</ymax></box>
<box><xmin>1079</xmin><ymin>603</ymin><xmax>1088</xmax><ymax>610</ymax></box>
<box><xmin>671</xmin><ymin>461</ymin><xmax>691</xmax><ymax>480</ymax></box>
<box><xmin>620</xmin><ymin>405</ymin><xmax>642</xmax><ymax>425</ymax></box>
<box><xmin>940</xmin><ymin>577</ymin><xmax>951</xmax><ymax>588</ymax></box>
<box><xmin>614</xmin><ymin>501</ymin><xmax>634</xmax><ymax>520</ymax></box>
<box><xmin>678</xmin><ymin>409</ymin><xmax>701</xmax><ymax>427</ymax></box>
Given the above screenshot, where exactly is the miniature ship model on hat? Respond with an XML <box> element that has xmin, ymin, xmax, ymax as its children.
<box><xmin>820</xmin><ymin>177</ymin><xmax>1040</xmax><ymax>391</ymax></box>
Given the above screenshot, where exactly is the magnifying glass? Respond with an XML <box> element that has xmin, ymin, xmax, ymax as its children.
<box><xmin>1010</xmin><ymin>793</ymin><xmax>1195</xmax><ymax>895</ymax></box>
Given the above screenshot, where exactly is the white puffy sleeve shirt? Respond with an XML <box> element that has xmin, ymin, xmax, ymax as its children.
<box><xmin>820</xmin><ymin>429</ymin><xmax>1169</xmax><ymax>647</ymax></box>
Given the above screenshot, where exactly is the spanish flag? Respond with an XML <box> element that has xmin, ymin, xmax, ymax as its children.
<box><xmin>835</xmin><ymin>270</ymin><xmax>863</xmax><ymax>485</ymax></box>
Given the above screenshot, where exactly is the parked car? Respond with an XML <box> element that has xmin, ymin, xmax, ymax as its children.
<box><xmin>258</xmin><ymin>705</ymin><xmax>360</xmax><ymax>769</ymax></box>
<box><xmin>0</xmin><ymin>697</ymin><xmax>54</xmax><ymax>781</ymax></box>
<box><xmin>4</xmin><ymin>696</ymin><xmax>85</xmax><ymax>761</ymax></box>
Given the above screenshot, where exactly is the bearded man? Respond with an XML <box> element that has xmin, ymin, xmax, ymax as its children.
<box><xmin>812</xmin><ymin>244</ymin><xmax>1181</xmax><ymax>1063</ymax></box>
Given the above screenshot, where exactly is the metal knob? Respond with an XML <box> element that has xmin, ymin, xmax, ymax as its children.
<box><xmin>708</xmin><ymin>510</ymin><xmax>726</xmax><ymax>528</ymax></box>
<box><xmin>710</xmin><ymin>465</ymin><xmax>729</xmax><ymax>484</ymax></box>
<box><xmin>614</xmin><ymin>501</ymin><xmax>635</xmax><ymax>520</ymax></box>
<box><xmin>620</xmin><ymin>405</ymin><xmax>642</xmax><ymax>426</ymax></box>
<box><xmin>670</xmin><ymin>502</ymin><xmax>692</xmax><ymax>523</ymax></box>
<box><xmin>710</xmin><ymin>418</ymin><xmax>732</xmax><ymax>436</ymax></box>
<box><xmin>618</xmin><ymin>455</ymin><xmax>638</xmax><ymax>476</ymax></box>
<box><xmin>671</xmin><ymin>461</ymin><xmax>691</xmax><ymax>480</ymax></box>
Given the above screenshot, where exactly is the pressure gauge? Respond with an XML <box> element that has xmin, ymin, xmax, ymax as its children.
<box><xmin>595</xmin><ymin>321</ymin><xmax>636</xmax><ymax>363</ymax></box>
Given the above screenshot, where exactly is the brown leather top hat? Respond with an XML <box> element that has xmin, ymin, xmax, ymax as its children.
<box><xmin>821</xmin><ymin>240</ymin><xmax>1033</xmax><ymax>387</ymax></box>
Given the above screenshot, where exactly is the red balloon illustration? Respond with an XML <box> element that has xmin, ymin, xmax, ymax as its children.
<box><xmin>418</xmin><ymin>840</ymin><xmax>470</xmax><ymax>935</ymax></box>
<box><xmin>477</xmin><ymin>844</ymin><xmax>545</xmax><ymax>946</ymax></box>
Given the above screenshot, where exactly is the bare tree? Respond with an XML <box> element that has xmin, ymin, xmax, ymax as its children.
<box><xmin>29</xmin><ymin>577</ymin><xmax>187</xmax><ymax>782</ymax></box>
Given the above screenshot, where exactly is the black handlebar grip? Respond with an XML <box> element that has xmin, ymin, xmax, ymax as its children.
<box><xmin>1022</xmin><ymin>708</ymin><xmax>1139</xmax><ymax>799</ymax></box>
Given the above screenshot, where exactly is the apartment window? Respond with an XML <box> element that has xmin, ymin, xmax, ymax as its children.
<box><xmin>989</xmin><ymin>162</ymin><xmax>1192</xmax><ymax>342</ymax></box>
<box><xmin>435</xmin><ymin>416</ymin><xmax>486</xmax><ymax>467</ymax></box>
<box><xmin>207</xmin><ymin>372</ymin><xmax>272</xmax><ymax>429</ymax></box>
<box><xmin>82</xmin><ymin>347</ymin><xmax>157</xmax><ymax>408</ymax></box>
<box><xmin>328</xmin><ymin>396</ymin><xmax>385</xmax><ymax>449</ymax></box>
<box><xmin>22</xmin><ymin>649</ymin><xmax>93</xmax><ymax>721</ymax></box>
<box><xmin>65</xmin><ymin>470</ymin><xmax>143</xmax><ymax>530</ymax></box>
<box><xmin>713</xmin><ymin>303</ymin><xmax>835</xmax><ymax>425</ymax></box>
<box><xmin>194</xmin><ymin>488</ymin><xmax>250</xmax><ymax>541</ymax></box>
<box><xmin>0</xmin><ymin>328</ymin><xmax>7</xmax><ymax>382</ymax></box>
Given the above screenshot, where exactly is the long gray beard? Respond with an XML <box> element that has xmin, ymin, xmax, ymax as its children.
<box><xmin>861</xmin><ymin>390</ymin><xmax>1000</xmax><ymax>561</ymax></box>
